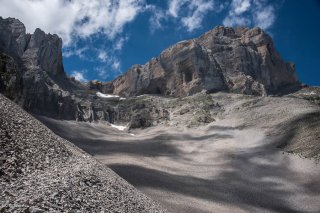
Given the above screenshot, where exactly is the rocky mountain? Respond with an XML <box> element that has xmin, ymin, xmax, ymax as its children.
<box><xmin>0</xmin><ymin>17</ymin><xmax>305</xmax><ymax>126</ymax></box>
<box><xmin>1</xmin><ymin>17</ymin><xmax>320</xmax><ymax>213</ymax></box>
<box><xmin>102</xmin><ymin>26</ymin><xmax>300</xmax><ymax>97</ymax></box>
<box><xmin>0</xmin><ymin>17</ymin><xmax>161</xmax><ymax>124</ymax></box>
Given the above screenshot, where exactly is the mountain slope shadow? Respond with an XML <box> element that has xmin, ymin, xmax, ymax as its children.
<box><xmin>109</xmin><ymin>141</ymin><xmax>320</xmax><ymax>213</ymax></box>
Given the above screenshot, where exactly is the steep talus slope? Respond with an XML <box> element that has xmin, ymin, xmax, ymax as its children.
<box><xmin>0</xmin><ymin>94</ymin><xmax>166</xmax><ymax>212</ymax></box>
<box><xmin>102</xmin><ymin>26</ymin><xmax>299</xmax><ymax>97</ymax></box>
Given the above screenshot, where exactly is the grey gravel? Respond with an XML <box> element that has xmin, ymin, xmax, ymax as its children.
<box><xmin>0</xmin><ymin>94</ymin><xmax>167</xmax><ymax>213</ymax></box>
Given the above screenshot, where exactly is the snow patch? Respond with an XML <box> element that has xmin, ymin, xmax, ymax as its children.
<box><xmin>302</xmin><ymin>91</ymin><xmax>317</xmax><ymax>96</ymax></box>
<box><xmin>96</xmin><ymin>92</ymin><xmax>120</xmax><ymax>98</ymax></box>
<box><xmin>110</xmin><ymin>124</ymin><xmax>127</xmax><ymax>131</ymax></box>
<box><xmin>136</xmin><ymin>94</ymin><xmax>146</xmax><ymax>98</ymax></box>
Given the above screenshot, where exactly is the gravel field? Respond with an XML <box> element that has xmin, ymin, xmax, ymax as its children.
<box><xmin>39</xmin><ymin>93</ymin><xmax>320</xmax><ymax>213</ymax></box>
<box><xmin>0</xmin><ymin>94</ymin><xmax>167</xmax><ymax>213</ymax></box>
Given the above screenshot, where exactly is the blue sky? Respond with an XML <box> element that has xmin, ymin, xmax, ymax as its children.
<box><xmin>1</xmin><ymin>0</ymin><xmax>319</xmax><ymax>85</ymax></box>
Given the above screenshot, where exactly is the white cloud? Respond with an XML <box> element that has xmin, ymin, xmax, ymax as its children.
<box><xmin>114</xmin><ymin>36</ymin><xmax>129</xmax><ymax>51</ymax></box>
<box><xmin>147</xmin><ymin>5</ymin><xmax>166</xmax><ymax>33</ymax></box>
<box><xmin>63</xmin><ymin>46</ymin><xmax>89</xmax><ymax>59</ymax></box>
<box><xmin>223</xmin><ymin>15</ymin><xmax>251</xmax><ymax>27</ymax></box>
<box><xmin>181</xmin><ymin>1</ymin><xmax>215</xmax><ymax>32</ymax></box>
<box><xmin>223</xmin><ymin>0</ymin><xmax>277</xmax><ymax>30</ymax></box>
<box><xmin>95</xmin><ymin>57</ymin><xmax>121</xmax><ymax>80</ymax></box>
<box><xmin>112</xmin><ymin>60</ymin><xmax>121</xmax><ymax>70</ymax></box>
<box><xmin>147</xmin><ymin>1</ymin><xmax>228</xmax><ymax>33</ymax></box>
<box><xmin>96</xmin><ymin>67</ymin><xmax>107</xmax><ymax>78</ymax></box>
<box><xmin>167</xmin><ymin>0</ymin><xmax>218</xmax><ymax>32</ymax></box>
<box><xmin>253</xmin><ymin>3</ymin><xmax>275</xmax><ymax>29</ymax></box>
<box><xmin>98</xmin><ymin>50</ymin><xmax>108</xmax><ymax>62</ymax></box>
<box><xmin>233</xmin><ymin>0</ymin><xmax>251</xmax><ymax>15</ymax></box>
<box><xmin>71</xmin><ymin>70</ymin><xmax>87</xmax><ymax>82</ymax></box>
<box><xmin>0</xmin><ymin>0</ymin><xmax>144</xmax><ymax>45</ymax></box>
<box><xmin>168</xmin><ymin>0</ymin><xmax>184</xmax><ymax>18</ymax></box>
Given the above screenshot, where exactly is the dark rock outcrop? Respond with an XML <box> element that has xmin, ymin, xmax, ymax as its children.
<box><xmin>103</xmin><ymin>26</ymin><xmax>299</xmax><ymax>97</ymax></box>
<box><xmin>0</xmin><ymin>17</ymin><xmax>80</xmax><ymax>120</ymax></box>
<box><xmin>0</xmin><ymin>17</ymin><xmax>64</xmax><ymax>76</ymax></box>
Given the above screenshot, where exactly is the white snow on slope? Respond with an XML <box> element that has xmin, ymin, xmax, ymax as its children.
<box><xmin>96</xmin><ymin>92</ymin><xmax>119</xmax><ymax>98</ymax></box>
<box><xmin>110</xmin><ymin>124</ymin><xmax>127</xmax><ymax>131</ymax></box>
<box><xmin>302</xmin><ymin>91</ymin><xmax>317</xmax><ymax>96</ymax></box>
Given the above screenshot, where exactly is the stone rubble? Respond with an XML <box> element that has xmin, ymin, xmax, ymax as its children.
<box><xmin>0</xmin><ymin>94</ymin><xmax>167</xmax><ymax>213</ymax></box>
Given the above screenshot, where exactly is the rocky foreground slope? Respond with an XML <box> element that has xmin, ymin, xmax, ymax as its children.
<box><xmin>0</xmin><ymin>94</ymin><xmax>166</xmax><ymax>212</ymax></box>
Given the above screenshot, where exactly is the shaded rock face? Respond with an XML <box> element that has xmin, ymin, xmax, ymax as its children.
<box><xmin>104</xmin><ymin>26</ymin><xmax>299</xmax><ymax>97</ymax></box>
<box><xmin>0</xmin><ymin>17</ymin><xmax>77</xmax><ymax>119</ymax></box>
<box><xmin>22</xmin><ymin>28</ymin><xmax>64</xmax><ymax>76</ymax></box>
<box><xmin>0</xmin><ymin>53</ymin><xmax>21</xmax><ymax>100</ymax></box>
<box><xmin>0</xmin><ymin>17</ymin><xmax>64</xmax><ymax>76</ymax></box>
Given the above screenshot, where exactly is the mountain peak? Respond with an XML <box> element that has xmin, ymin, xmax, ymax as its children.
<box><xmin>101</xmin><ymin>26</ymin><xmax>299</xmax><ymax>97</ymax></box>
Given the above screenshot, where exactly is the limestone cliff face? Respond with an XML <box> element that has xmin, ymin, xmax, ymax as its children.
<box><xmin>103</xmin><ymin>26</ymin><xmax>299</xmax><ymax>97</ymax></box>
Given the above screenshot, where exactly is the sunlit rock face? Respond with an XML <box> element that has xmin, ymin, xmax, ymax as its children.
<box><xmin>103</xmin><ymin>26</ymin><xmax>299</xmax><ymax>97</ymax></box>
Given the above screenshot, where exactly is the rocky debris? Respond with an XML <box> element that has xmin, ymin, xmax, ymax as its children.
<box><xmin>0</xmin><ymin>94</ymin><xmax>167</xmax><ymax>212</ymax></box>
<box><xmin>210</xmin><ymin>91</ymin><xmax>320</xmax><ymax>159</ymax></box>
<box><xmin>288</xmin><ymin>86</ymin><xmax>320</xmax><ymax>106</ymax></box>
<box><xmin>129</xmin><ymin>111</ymin><xmax>153</xmax><ymax>129</ymax></box>
<box><xmin>103</xmin><ymin>26</ymin><xmax>300</xmax><ymax>97</ymax></box>
<box><xmin>272</xmin><ymin>111</ymin><xmax>320</xmax><ymax>158</ymax></box>
<box><xmin>115</xmin><ymin>92</ymin><xmax>220</xmax><ymax>128</ymax></box>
